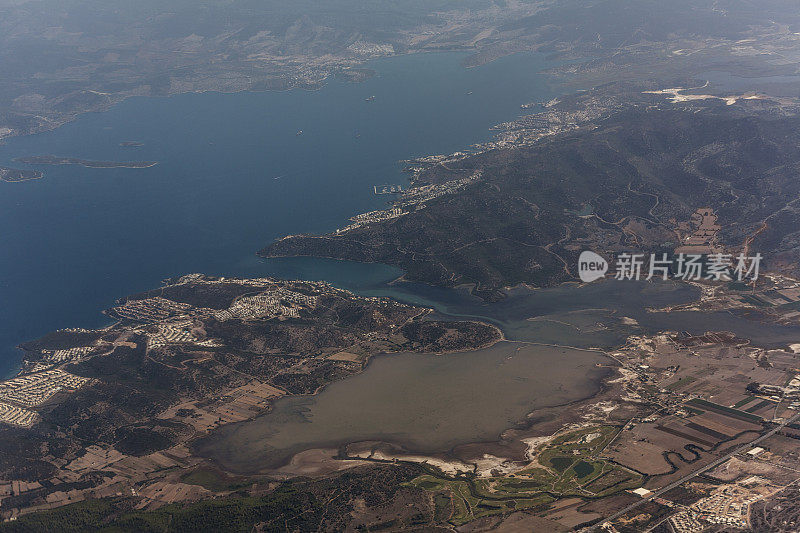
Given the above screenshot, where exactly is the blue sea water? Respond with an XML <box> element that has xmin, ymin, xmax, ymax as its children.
<box><xmin>0</xmin><ymin>51</ymin><xmax>563</xmax><ymax>377</ymax></box>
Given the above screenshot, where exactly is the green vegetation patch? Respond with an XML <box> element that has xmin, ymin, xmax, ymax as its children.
<box><xmin>745</xmin><ymin>399</ymin><xmax>775</xmax><ymax>413</ymax></box>
<box><xmin>732</xmin><ymin>395</ymin><xmax>756</xmax><ymax>409</ymax></box>
<box><xmin>1</xmin><ymin>487</ymin><xmax>321</xmax><ymax>533</ymax></box>
<box><xmin>180</xmin><ymin>468</ymin><xmax>250</xmax><ymax>492</ymax></box>
<box><xmin>687</xmin><ymin>399</ymin><xmax>762</xmax><ymax>423</ymax></box>
<box><xmin>0</xmin><ymin>498</ymin><xmax>122</xmax><ymax>533</ymax></box>
<box><xmin>433</xmin><ymin>492</ymin><xmax>453</xmax><ymax>522</ymax></box>
<box><xmin>779</xmin><ymin>300</ymin><xmax>800</xmax><ymax>311</ymax></box>
<box><xmin>549</xmin><ymin>456</ymin><xmax>574</xmax><ymax>473</ymax></box>
<box><xmin>740</xmin><ymin>294</ymin><xmax>771</xmax><ymax>307</ymax></box>
<box><xmin>573</xmin><ymin>460</ymin><xmax>594</xmax><ymax>478</ymax></box>
<box><xmin>417</xmin><ymin>479</ymin><xmax>441</xmax><ymax>490</ymax></box>
<box><xmin>407</xmin><ymin>475</ymin><xmax>551</xmax><ymax>525</ymax></box>
<box><xmin>408</xmin><ymin>426</ymin><xmax>642</xmax><ymax>524</ymax></box>
<box><xmin>666</xmin><ymin>375</ymin><xmax>697</xmax><ymax>391</ymax></box>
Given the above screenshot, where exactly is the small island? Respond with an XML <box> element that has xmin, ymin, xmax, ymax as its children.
<box><xmin>119</xmin><ymin>141</ymin><xmax>144</xmax><ymax>147</ymax></box>
<box><xmin>0</xmin><ymin>167</ymin><xmax>43</xmax><ymax>182</ymax></box>
<box><xmin>14</xmin><ymin>155</ymin><xmax>157</xmax><ymax>169</ymax></box>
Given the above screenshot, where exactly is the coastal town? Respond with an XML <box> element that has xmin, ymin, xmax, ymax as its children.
<box><xmin>0</xmin><ymin>370</ymin><xmax>91</xmax><ymax>427</ymax></box>
<box><xmin>333</xmin><ymin>170</ymin><xmax>484</xmax><ymax>235</ymax></box>
<box><xmin>0</xmin><ymin>275</ymin><xmax>325</xmax><ymax>429</ymax></box>
<box><xmin>667</xmin><ymin>483</ymin><xmax>769</xmax><ymax>532</ymax></box>
<box><xmin>0</xmin><ymin>402</ymin><xmax>37</xmax><ymax>428</ymax></box>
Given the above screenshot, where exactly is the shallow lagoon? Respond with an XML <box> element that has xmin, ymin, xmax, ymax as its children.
<box><xmin>198</xmin><ymin>341</ymin><xmax>610</xmax><ymax>472</ymax></box>
<box><xmin>200</xmin><ymin>277</ymin><xmax>800</xmax><ymax>472</ymax></box>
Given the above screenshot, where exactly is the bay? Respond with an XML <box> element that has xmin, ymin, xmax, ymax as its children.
<box><xmin>0</xmin><ymin>51</ymin><xmax>562</xmax><ymax>376</ymax></box>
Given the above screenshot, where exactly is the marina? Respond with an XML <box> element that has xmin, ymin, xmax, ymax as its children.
<box><xmin>373</xmin><ymin>183</ymin><xmax>403</xmax><ymax>194</ymax></box>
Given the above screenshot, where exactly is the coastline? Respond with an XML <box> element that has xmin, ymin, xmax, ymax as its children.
<box><xmin>0</xmin><ymin>49</ymin><xmax>566</xmax><ymax>379</ymax></box>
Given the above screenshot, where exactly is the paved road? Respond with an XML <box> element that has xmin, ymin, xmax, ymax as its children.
<box><xmin>587</xmin><ymin>412</ymin><xmax>800</xmax><ymax>531</ymax></box>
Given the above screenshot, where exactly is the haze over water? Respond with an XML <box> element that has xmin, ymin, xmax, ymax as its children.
<box><xmin>0</xmin><ymin>52</ymin><xmax>562</xmax><ymax>377</ymax></box>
